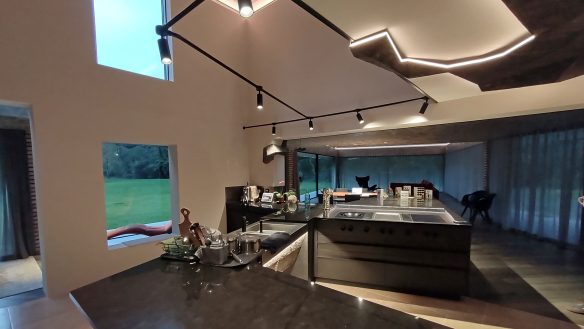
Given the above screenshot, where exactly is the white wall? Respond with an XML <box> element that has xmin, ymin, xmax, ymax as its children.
<box><xmin>0</xmin><ymin>0</ymin><xmax>254</xmax><ymax>297</ymax></box>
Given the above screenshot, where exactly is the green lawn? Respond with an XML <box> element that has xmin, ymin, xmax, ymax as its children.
<box><xmin>104</xmin><ymin>178</ymin><xmax>171</xmax><ymax>230</ymax></box>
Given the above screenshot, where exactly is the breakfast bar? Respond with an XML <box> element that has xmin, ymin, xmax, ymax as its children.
<box><xmin>71</xmin><ymin>258</ymin><xmax>446</xmax><ymax>329</ymax></box>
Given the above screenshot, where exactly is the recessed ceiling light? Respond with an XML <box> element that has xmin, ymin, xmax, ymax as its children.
<box><xmin>349</xmin><ymin>31</ymin><xmax>535</xmax><ymax>69</ymax></box>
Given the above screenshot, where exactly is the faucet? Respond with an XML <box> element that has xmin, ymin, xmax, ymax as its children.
<box><xmin>241</xmin><ymin>216</ymin><xmax>248</xmax><ymax>232</ymax></box>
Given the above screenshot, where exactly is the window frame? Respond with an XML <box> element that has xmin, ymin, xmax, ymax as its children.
<box><xmin>297</xmin><ymin>152</ymin><xmax>337</xmax><ymax>202</ymax></box>
<box><xmin>102</xmin><ymin>143</ymin><xmax>180</xmax><ymax>250</ymax></box>
<box><xmin>91</xmin><ymin>0</ymin><xmax>173</xmax><ymax>81</ymax></box>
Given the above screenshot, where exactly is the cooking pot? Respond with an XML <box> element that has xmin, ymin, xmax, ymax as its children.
<box><xmin>239</xmin><ymin>236</ymin><xmax>261</xmax><ymax>254</ymax></box>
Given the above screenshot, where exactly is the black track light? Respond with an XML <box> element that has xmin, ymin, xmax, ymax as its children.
<box><xmin>309</xmin><ymin>119</ymin><xmax>314</xmax><ymax>131</ymax></box>
<box><xmin>158</xmin><ymin>38</ymin><xmax>172</xmax><ymax>64</ymax></box>
<box><xmin>419</xmin><ymin>98</ymin><xmax>429</xmax><ymax>114</ymax></box>
<box><xmin>272</xmin><ymin>125</ymin><xmax>276</xmax><ymax>135</ymax></box>
<box><xmin>238</xmin><ymin>0</ymin><xmax>254</xmax><ymax>17</ymax></box>
<box><xmin>356</xmin><ymin>112</ymin><xmax>364</xmax><ymax>124</ymax></box>
<box><xmin>256</xmin><ymin>87</ymin><xmax>263</xmax><ymax>110</ymax></box>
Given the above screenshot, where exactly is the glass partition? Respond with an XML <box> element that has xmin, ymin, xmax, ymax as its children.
<box><xmin>298</xmin><ymin>152</ymin><xmax>317</xmax><ymax>198</ymax></box>
<box><xmin>298</xmin><ymin>152</ymin><xmax>337</xmax><ymax>202</ymax></box>
<box><xmin>318</xmin><ymin>155</ymin><xmax>336</xmax><ymax>191</ymax></box>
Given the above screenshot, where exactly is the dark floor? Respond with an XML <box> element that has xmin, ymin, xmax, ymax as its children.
<box><xmin>442</xmin><ymin>193</ymin><xmax>584</xmax><ymax>326</ymax></box>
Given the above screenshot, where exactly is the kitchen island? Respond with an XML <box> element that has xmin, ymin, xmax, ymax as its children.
<box><xmin>313</xmin><ymin>197</ymin><xmax>471</xmax><ymax>297</ymax></box>
<box><xmin>71</xmin><ymin>258</ymin><xmax>446</xmax><ymax>329</ymax></box>
<box><xmin>71</xmin><ymin>197</ymin><xmax>468</xmax><ymax>328</ymax></box>
<box><xmin>232</xmin><ymin>197</ymin><xmax>471</xmax><ymax>297</ymax></box>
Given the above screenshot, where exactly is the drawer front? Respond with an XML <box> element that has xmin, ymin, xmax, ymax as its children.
<box><xmin>316</xmin><ymin>257</ymin><xmax>468</xmax><ymax>296</ymax></box>
<box><xmin>316</xmin><ymin>242</ymin><xmax>469</xmax><ymax>270</ymax></box>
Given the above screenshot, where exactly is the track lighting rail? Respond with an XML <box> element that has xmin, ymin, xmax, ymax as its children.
<box><xmin>158</xmin><ymin>0</ymin><xmax>431</xmax><ymax>133</ymax></box>
<box><xmin>163</xmin><ymin>0</ymin><xmax>206</xmax><ymax>30</ymax></box>
<box><xmin>242</xmin><ymin>96</ymin><xmax>427</xmax><ymax>130</ymax></box>
<box><xmin>157</xmin><ymin>1</ymin><xmax>309</xmax><ymax>119</ymax></box>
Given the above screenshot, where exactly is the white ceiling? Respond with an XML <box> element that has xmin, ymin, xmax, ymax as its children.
<box><xmin>178</xmin><ymin>0</ymin><xmax>584</xmax><ymax>140</ymax></box>
<box><xmin>302</xmin><ymin>0</ymin><xmax>530</xmax><ymax>61</ymax></box>
<box><xmin>239</xmin><ymin>0</ymin><xmax>422</xmax><ymax>121</ymax></box>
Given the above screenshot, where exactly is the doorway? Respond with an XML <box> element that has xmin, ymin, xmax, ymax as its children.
<box><xmin>0</xmin><ymin>102</ymin><xmax>42</xmax><ymax>300</ymax></box>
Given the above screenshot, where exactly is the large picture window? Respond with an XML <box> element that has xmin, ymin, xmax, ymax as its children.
<box><xmin>93</xmin><ymin>0</ymin><xmax>170</xmax><ymax>80</ymax></box>
<box><xmin>298</xmin><ymin>152</ymin><xmax>336</xmax><ymax>201</ymax></box>
<box><xmin>103</xmin><ymin>143</ymin><xmax>176</xmax><ymax>247</ymax></box>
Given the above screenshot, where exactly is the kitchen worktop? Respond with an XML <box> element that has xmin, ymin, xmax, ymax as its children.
<box><xmin>259</xmin><ymin>197</ymin><xmax>467</xmax><ymax>224</ymax></box>
<box><xmin>348</xmin><ymin>197</ymin><xmax>453</xmax><ymax>210</ymax></box>
<box><xmin>71</xmin><ymin>258</ymin><xmax>445</xmax><ymax>329</ymax></box>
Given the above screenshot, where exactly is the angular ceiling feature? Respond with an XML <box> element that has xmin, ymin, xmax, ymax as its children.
<box><xmin>213</xmin><ymin>0</ymin><xmax>276</xmax><ymax>15</ymax></box>
<box><xmin>349</xmin><ymin>31</ymin><xmax>535</xmax><ymax>70</ymax></box>
<box><xmin>410</xmin><ymin>73</ymin><xmax>482</xmax><ymax>102</ymax></box>
<box><xmin>300</xmin><ymin>0</ymin><xmax>584</xmax><ymax>92</ymax></box>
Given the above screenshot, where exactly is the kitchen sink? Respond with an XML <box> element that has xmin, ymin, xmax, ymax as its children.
<box><xmin>244</xmin><ymin>222</ymin><xmax>305</xmax><ymax>237</ymax></box>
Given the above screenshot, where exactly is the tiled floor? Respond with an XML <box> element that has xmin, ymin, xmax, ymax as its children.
<box><xmin>0</xmin><ymin>257</ymin><xmax>42</xmax><ymax>299</ymax></box>
<box><xmin>1</xmin><ymin>296</ymin><xmax>91</xmax><ymax>329</ymax></box>
<box><xmin>1</xmin><ymin>197</ymin><xmax>583</xmax><ymax>328</ymax></box>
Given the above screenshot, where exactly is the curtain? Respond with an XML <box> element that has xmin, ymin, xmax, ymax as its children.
<box><xmin>0</xmin><ymin>129</ymin><xmax>35</xmax><ymax>260</ymax></box>
<box><xmin>489</xmin><ymin>128</ymin><xmax>584</xmax><ymax>245</ymax></box>
<box><xmin>444</xmin><ymin>144</ymin><xmax>487</xmax><ymax>200</ymax></box>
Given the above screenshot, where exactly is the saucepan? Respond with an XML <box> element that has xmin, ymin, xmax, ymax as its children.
<box><xmin>239</xmin><ymin>235</ymin><xmax>261</xmax><ymax>254</ymax></box>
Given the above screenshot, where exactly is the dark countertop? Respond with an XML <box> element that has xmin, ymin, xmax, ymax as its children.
<box><xmin>71</xmin><ymin>258</ymin><xmax>446</xmax><ymax>329</ymax></box>
<box><xmin>259</xmin><ymin>197</ymin><xmax>468</xmax><ymax>225</ymax></box>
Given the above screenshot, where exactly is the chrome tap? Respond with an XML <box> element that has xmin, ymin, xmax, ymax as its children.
<box><xmin>241</xmin><ymin>216</ymin><xmax>248</xmax><ymax>233</ymax></box>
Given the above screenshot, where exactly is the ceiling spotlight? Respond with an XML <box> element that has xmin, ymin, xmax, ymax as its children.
<box><xmin>238</xmin><ymin>0</ymin><xmax>254</xmax><ymax>18</ymax></box>
<box><xmin>158</xmin><ymin>38</ymin><xmax>172</xmax><ymax>64</ymax></box>
<box><xmin>419</xmin><ymin>98</ymin><xmax>429</xmax><ymax>115</ymax></box>
<box><xmin>256</xmin><ymin>87</ymin><xmax>263</xmax><ymax>110</ymax></box>
<box><xmin>356</xmin><ymin>112</ymin><xmax>364</xmax><ymax>124</ymax></box>
<box><xmin>309</xmin><ymin>119</ymin><xmax>314</xmax><ymax>131</ymax></box>
<box><xmin>272</xmin><ymin>124</ymin><xmax>276</xmax><ymax>135</ymax></box>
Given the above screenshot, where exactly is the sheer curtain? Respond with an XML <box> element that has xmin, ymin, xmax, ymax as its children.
<box><xmin>0</xmin><ymin>129</ymin><xmax>35</xmax><ymax>260</ymax></box>
<box><xmin>489</xmin><ymin>128</ymin><xmax>584</xmax><ymax>245</ymax></box>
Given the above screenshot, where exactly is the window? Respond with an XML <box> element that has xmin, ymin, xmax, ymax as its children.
<box><xmin>338</xmin><ymin>155</ymin><xmax>444</xmax><ymax>191</ymax></box>
<box><xmin>298</xmin><ymin>152</ymin><xmax>336</xmax><ymax>202</ymax></box>
<box><xmin>93</xmin><ymin>0</ymin><xmax>170</xmax><ymax>80</ymax></box>
<box><xmin>103</xmin><ymin>143</ymin><xmax>176</xmax><ymax>248</ymax></box>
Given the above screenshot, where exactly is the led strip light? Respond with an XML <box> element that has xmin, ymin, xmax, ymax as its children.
<box><xmin>349</xmin><ymin>31</ymin><xmax>535</xmax><ymax>69</ymax></box>
<box><xmin>334</xmin><ymin>143</ymin><xmax>450</xmax><ymax>150</ymax></box>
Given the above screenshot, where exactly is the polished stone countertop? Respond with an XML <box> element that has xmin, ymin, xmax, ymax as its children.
<box><xmin>260</xmin><ymin>197</ymin><xmax>468</xmax><ymax>225</ymax></box>
<box><xmin>71</xmin><ymin>259</ymin><xmax>446</xmax><ymax>329</ymax></box>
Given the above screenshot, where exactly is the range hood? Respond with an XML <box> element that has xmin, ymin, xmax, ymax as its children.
<box><xmin>263</xmin><ymin>140</ymin><xmax>288</xmax><ymax>163</ymax></box>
